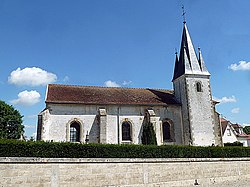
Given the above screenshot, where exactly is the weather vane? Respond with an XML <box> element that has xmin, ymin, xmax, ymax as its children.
<box><xmin>182</xmin><ymin>5</ymin><xmax>186</xmax><ymax>23</ymax></box>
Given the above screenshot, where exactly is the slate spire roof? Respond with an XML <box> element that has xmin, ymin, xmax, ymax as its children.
<box><xmin>173</xmin><ymin>22</ymin><xmax>210</xmax><ymax>81</ymax></box>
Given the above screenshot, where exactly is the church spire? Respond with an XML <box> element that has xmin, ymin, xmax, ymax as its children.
<box><xmin>198</xmin><ymin>47</ymin><xmax>210</xmax><ymax>75</ymax></box>
<box><xmin>173</xmin><ymin>51</ymin><xmax>179</xmax><ymax>79</ymax></box>
<box><xmin>172</xmin><ymin>22</ymin><xmax>210</xmax><ymax>81</ymax></box>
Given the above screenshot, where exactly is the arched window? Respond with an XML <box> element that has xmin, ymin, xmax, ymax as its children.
<box><xmin>196</xmin><ymin>82</ymin><xmax>202</xmax><ymax>92</ymax></box>
<box><xmin>162</xmin><ymin>122</ymin><xmax>171</xmax><ymax>141</ymax></box>
<box><xmin>122</xmin><ymin>121</ymin><xmax>131</xmax><ymax>141</ymax></box>
<box><xmin>70</xmin><ymin>122</ymin><xmax>80</xmax><ymax>142</ymax></box>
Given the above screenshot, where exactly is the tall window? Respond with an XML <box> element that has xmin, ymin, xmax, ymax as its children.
<box><xmin>162</xmin><ymin>122</ymin><xmax>171</xmax><ymax>141</ymax></box>
<box><xmin>196</xmin><ymin>82</ymin><xmax>202</xmax><ymax>92</ymax></box>
<box><xmin>122</xmin><ymin>121</ymin><xmax>131</xmax><ymax>141</ymax></box>
<box><xmin>70</xmin><ymin>122</ymin><xmax>80</xmax><ymax>142</ymax></box>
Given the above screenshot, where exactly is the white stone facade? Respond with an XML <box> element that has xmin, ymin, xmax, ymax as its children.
<box><xmin>38</xmin><ymin>104</ymin><xmax>183</xmax><ymax>145</ymax></box>
<box><xmin>173</xmin><ymin>75</ymin><xmax>216</xmax><ymax>146</ymax></box>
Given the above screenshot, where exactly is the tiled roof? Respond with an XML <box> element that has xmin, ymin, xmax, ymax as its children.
<box><xmin>231</xmin><ymin>123</ymin><xmax>242</xmax><ymax>134</ymax></box>
<box><xmin>220</xmin><ymin>118</ymin><xmax>228</xmax><ymax>122</ymax></box>
<box><xmin>220</xmin><ymin>119</ymin><xmax>228</xmax><ymax>134</ymax></box>
<box><xmin>237</xmin><ymin>134</ymin><xmax>250</xmax><ymax>140</ymax></box>
<box><xmin>232</xmin><ymin>123</ymin><xmax>243</xmax><ymax>129</ymax></box>
<box><xmin>46</xmin><ymin>84</ymin><xmax>179</xmax><ymax>106</ymax></box>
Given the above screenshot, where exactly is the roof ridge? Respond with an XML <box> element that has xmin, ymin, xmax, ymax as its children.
<box><xmin>48</xmin><ymin>84</ymin><xmax>173</xmax><ymax>91</ymax></box>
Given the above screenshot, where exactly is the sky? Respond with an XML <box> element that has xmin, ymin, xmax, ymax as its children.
<box><xmin>0</xmin><ymin>0</ymin><xmax>250</xmax><ymax>139</ymax></box>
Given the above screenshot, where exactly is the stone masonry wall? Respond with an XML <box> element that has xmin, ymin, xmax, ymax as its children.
<box><xmin>39</xmin><ymin>104</ymin><xmax>183</xmax><ymax>145</ymax></box>
<box><xmin>1</xmin><ymin>157</ymin><xmax>250</xmax><ymax>187</ymax></box>
<box><xmin>185</xmin><ymin>76</ymin><xmax>215</xmax><ymax>146</ymax></box>
<box><xmin>173</xmin><ymin>74</ymin><xmax>220</xmax><ymax>146</ymax></box>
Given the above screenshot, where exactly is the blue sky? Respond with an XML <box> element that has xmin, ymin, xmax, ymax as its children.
<box><xmin>0</xmin><ymin>0</ymin><xmax>250</xmax><ymax>138</ymax></box>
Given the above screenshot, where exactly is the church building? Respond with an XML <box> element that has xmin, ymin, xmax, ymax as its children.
<box><xmin>37</xmin><ymin>22</ymin><xmax>223</xmax><ymax>146</ymax></box>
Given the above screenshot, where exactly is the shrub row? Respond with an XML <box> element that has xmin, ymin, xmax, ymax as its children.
<box><xmin>0</xmin><ymin>139</ymin><xmax>250</xmax><ymax>158</ymax></box>
<box><xmin>224</xmin><ymin>141</ymin><xmax>243</xmax><ymax>146</ymax></box>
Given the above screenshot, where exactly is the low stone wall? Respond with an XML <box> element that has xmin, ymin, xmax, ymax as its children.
<box><xmin>1</xmin><ymin>157</ymin><xmax>250</xmax><ymax>187</ymax></box>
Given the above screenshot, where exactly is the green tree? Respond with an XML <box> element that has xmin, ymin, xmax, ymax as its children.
<box><xmin>243</xmin><ymin>126</ymin><xmax>250</xmax><ymax>135</ymax></box>
<box><xmin>0</xmin><ymin>100</ymin><xmax>24</xmax><ymax>139</ymax></box>
<box><xmin>141</xmin><ymin>122</ymin><xmax>157</xmax><ymax>145</ymax></box>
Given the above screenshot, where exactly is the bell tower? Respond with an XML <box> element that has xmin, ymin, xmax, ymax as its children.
<box><xmin>173</xmin><ymin>22</ymin><xmax>216</xmax><ymax>146</ymax></box>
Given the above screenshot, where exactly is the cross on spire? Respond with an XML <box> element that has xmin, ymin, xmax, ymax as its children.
<box><xmin>182</xmin><ymin>5</ymin><xmax>186</xmax><ymax>24</ymax></box>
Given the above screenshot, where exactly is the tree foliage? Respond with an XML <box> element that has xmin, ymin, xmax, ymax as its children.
<box><xmin>141</xmin><ymin>122</ymin><xmax>157</xmax><ymax>145</ymax></box>
<box><xmin>243</xmin><ymin>126</ymin><xmax>250</xmax><ymax>135</ymax></box>
<box><xmin>0</xmin><ymin>100</ymin><xmax>24</xmax><ymax>139</ymax></box>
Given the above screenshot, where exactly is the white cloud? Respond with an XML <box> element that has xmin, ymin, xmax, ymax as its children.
<box><xmin>27</xmin><ymin>115</ymin><xmax>37</xmax><ymax>119</ymax></box>
<box><xmin>8</xmin><ymin>67</ymin><xmax>57</xmax><ymax>86</ymax></box>
<box><xmin>122</xmin><ymin>80</ymin><xmax>132</xmax><ymax>86</ymax></box>
<box><xmin>229</xmin><ymin>61</ymin><xmax>250</xmax><ymax>71</ymax></box>
<box><xmin>231</xmin><ymin>107</ymin><xmax>240</xmax><ymax>114</ymax></box>
<box><xmin>11</xmin><ymin>90</ymin><xmax>41</xmax><ymax>106</ymax></box>
<box><xmin>24</xmin><ymin>125</ymin><xmax>36</xmax><ymax>129</ymax></box>
<box><xmin>31</xmin><ymin>132</ymin><xmax>37</xmax><ymax>140</ymax></box>
<box><xmin>104</xmin><ymin>80</ymin><xmax>121</xmax><ymax>87</ymax></box>
<box><xmin>213</xmin><ymin>95</ymin><xmax>237</xmax><ymax>104</ymax></box>
<box><xmin>63</xmin><ymin>76</ymin><xmax>69</xmax><ymax>82</ymax></box>
<box><xmin>242</xmin><ymin>123</ymin><xmax>250</xmax><ymax>127</ymax></box>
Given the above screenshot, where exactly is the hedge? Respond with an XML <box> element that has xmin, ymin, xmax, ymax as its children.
<box><xmin>224</xmin><ymin>141</ymin><xmax>243</xmax><ymax>146</ymax></box>
<box><xmin>0</xmin><ymin>139</ymin><xmax>250</xmax><ymax>158</ymax></box>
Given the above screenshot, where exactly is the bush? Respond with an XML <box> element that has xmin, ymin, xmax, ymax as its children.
<box><xmin>0</xmin><ymin>139</ymin><xmax>250</xmax><ymax>158</ymax></box>
<box><xmin>224</xmin><ymin>141</ymin><xmax>243</xmax><ymax>146</ymax></box>
<box><xmin>141</xmin><ymin>122</ymin><xmax>157</xmax><ymax>145</ymax></box>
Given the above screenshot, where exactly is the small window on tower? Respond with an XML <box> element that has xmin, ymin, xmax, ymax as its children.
<box><xmin>196</xmin><ymin>82</ymin><xmax>202</xmax><ymax>92</ymax></box>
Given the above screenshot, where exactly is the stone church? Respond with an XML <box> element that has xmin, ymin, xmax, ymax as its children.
<box><xmin>37</xmin><ymin>22</ymin><xmax>222</xmax><ymax>146</ymax></box>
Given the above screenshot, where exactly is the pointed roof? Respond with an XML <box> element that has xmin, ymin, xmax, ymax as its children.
<box><xmin>220</xmin><ymin>118</ymin><xmax>229</xmax><ymax>134</ymax></box>
<box><xmin>173</xmin><ymin>23</ymin><xmax>210</xmax><ymax>81</ymax></box>
<box><xmin>198</xmin><ymin>48</ymin><xmax>210</xmax><ymax>75</ymax></box>
<box><xmin>173</xmin><ymin>52</ymin><xmax>179</xmax><ymax>78</ymax></box>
